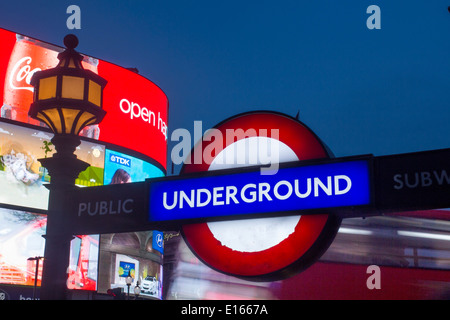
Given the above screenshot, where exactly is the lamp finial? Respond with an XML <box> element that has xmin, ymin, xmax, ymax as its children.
<box><xmin>63</xmin><ymin>34</ymin><xmax>78</xmax><ymax>50</ymax></box>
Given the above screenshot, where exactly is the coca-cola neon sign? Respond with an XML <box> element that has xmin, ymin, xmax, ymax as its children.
<box><xmin>8</xmin><ymin>56</ymin><xmax>41</xmax><ymax>92</ymax></box>
<box><xmin>0</xmin><ymin>28</ymin><xmax>168</xmax><ymax>172</ymax></box>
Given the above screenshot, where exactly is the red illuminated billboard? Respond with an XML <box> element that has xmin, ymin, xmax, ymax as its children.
<box><xmin>0</xmin><ymin>28</ymin><xmax>168</xmax><ymax>172</ymax></box>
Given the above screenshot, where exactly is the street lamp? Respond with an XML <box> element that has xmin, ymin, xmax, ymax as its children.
<box><xmin>134</xmin><ymin>280</ymin><xmax>141</xmax><ymax>300</ymax></box>
<box><xmin>126</xmin><ymin>276</ymin><xmax>133</xmax><ymax>300</ymax></box>
<box><xmin>27</xmin><ymin>256</ymin><xmax>43</xmax><ymax>300</ymax></box>
<box><xmin>28</xmin><ymin>34</ymin><xmax>107</xmax><ymax>300</ymax></box>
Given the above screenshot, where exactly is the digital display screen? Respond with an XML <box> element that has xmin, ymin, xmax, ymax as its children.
<box><xmin>118</xmin><ymin>261</ymin><xmax>135</xmax><ymax>278</ymax></box>
<box><xmin>67</xmin><ymin>234</ymin><xmax>99</xmax><ymax>291</ymax></box>
<box><xmin>0</xmin><ymin>207</ymin><xmax>99</xmax><ymax>291</ymax></box>
<box><xmin>0</xmin><ymin>120</ymin><xmax>105</xmax><ymax>210</ymax></box>
<box><xmin>0</xmin><ymin>208</ymin><xmax>46</xmax><ymax>286</ymax></box>
<box><xmin>104</xmin><ymin>149</ymin><xmax>164</xmax><ymax>185</ymax></box>
<box><xmin>0</xmin><ymin>28</ymin><xmax>167</xmax><ymax>171</ymax></box>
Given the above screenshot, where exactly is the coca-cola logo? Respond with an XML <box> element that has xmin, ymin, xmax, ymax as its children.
<box><xmin>8</xmin><ymin>56</ymin><xmax>41</xmax><ymax>92</ymax></box>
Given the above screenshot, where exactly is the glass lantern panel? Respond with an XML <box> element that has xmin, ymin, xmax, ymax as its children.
<box><xmin>40</xmin><ymin>108</ymin><xmax>63</xmax><ymax>133</ymax></box>
<box><xmin>38</xmin><ymin>76</ymin><xmax>57</xmax><ymax>100</ymax></box>
<box><xmin>61</xmin><ymin>108</ymin><xmax>82</xmax><ymax>134</ymax></box>
<box><xmin>88</xmin><ymin>80</ymin><xmax>102</xmax><ymax>106</ymax></box>
<box><xmin>68</xmin><ymin>58</ymin><xmax>76</xmax><ymax>68</ymax></box>
<box><xmin>62</xmin><ymin>76</ymin><xmax>85</xmax><ymax>100</ymax></box>
<box><xmin>36</xmin><ymin>112</ymin><xmax>52</xmax><ymax>130</ymax></box>
<box><xmin>74</xmin><ymin>111</ymin><xmax>96</xmax><ymax>135</ymax></box>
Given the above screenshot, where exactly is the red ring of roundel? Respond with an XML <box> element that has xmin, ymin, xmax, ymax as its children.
<box><xmin>181</xmin><ymin>111</ymin><xmax>340</xmax><ymax>280</ymax></box>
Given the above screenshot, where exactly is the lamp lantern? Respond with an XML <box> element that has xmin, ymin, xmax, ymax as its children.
<box><xmin>29</xmin><ymin>34</ymin><xmax>107</xmax><ymax>138</ymax></box>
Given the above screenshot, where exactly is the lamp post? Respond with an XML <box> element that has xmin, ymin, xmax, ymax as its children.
<box><xmin>27</xmin><ymin>256</ymin><xmax>43</xmax><ymax>300</ymax></box>
<box><xmin>134</xmin><ymin>281</ymin><xmax>141</xmax><ymax>300</ymax></box>
<box><xmin>126</xmin><ymin>276</ymin><xmax>133</xmax><ymax>300</ymax></box>
<box><xmin>28</xmin><ymin>34</ymin><xmax>107</xmax><ymax>300</ymax></box>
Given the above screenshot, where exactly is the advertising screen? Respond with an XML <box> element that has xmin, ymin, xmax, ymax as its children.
<box><xmin>67</xmin><ymin>234</ymin><xmax>99</xmax><ymax>291</ymax></box>
<box><xmin>0</xmin><ymin>119</ymin><xmax>105</xmax><ymax>211</ymax></box>
<box><xmin>98</xmin><ymin>234</ymin><xmax>163</xmax><ymax>299</ymax></box>
<box><xmin>104</xmin><ymin>149</ymin><xmax>164</xmax><ymax>185</ymax></box>
<box><xmin>0</xmin><ymin>208</ymin><xmax>46</xmax><ymax>286</ymax></box>
<box><xmin>0</xmin><ymin>207</ymin><xmax>99</xmax><ymax>291</ymax></box>
<box><xmin>0</xmin><ymin>28</ymin><xmax>168</xmax><ymax>296</ymax></box>
<box><xmin>0</xmin><ymin>28</ymin><xmax>168</xmax><ymax>172</ymax></box>
<box><xmin>118</xmin><ymin>261</ymin><xmax>136</xmax><ymax>278</ymax></box>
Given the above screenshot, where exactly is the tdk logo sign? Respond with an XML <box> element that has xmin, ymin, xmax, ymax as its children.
<box><xmin>110</xmin><ymin>153</ymin><xmax>131</xmax><ymax>167</ymax></box>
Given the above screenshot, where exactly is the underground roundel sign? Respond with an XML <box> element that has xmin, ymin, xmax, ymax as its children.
<box><xmin>181</xmin><ymin>111</ymin><xmax>341</xmax><ymax>281</ymax></box>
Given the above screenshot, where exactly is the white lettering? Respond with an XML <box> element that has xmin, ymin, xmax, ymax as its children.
<box><xmin>421</xmin><ymin>171</ymin><xmax>432</xmax><ymax>187</ymax></box>
<box><xmin>9</xmin><ymin>57</ymin><xmax>41</xmax><ymax>92</ymax></box>
<box><xmin>225</xmin><ymin>186</ymin><xmax>239</xmax><ymax>204</ymax></box>
<box><xmin>259</xmin><ymin>182</ymin><xmax>273</xmax><ymax>201</ymax></box>
<box><xmin>434</xmin><ymin>170</ymin><xmax>450</xmax><ymax>185</ymax></box>
<box><xmin>88</xmin><ymin>202</ymin><xmax>98</xmax><ymax>216</ymax></box>
<box><xmin>99</xmin><ymin>201</ymin><xmax>108</xmax><ymax>215</ymax></box>
<box><xmin>131</xmin><ymin>102</ymin><xmax>141</xmax><ymax>120</ymax></box>
<box><xmin>163</xmin><ymin>191</ymin><xmax>177</xmax><ymax>210</ymax></box>
<box><xmin>77</xmin><ymin>199</ymin><xmax>134</xmax><ymax>216</ymax></box>
<box><xmin>170</xmin><ymin>121</ymin><xmax>280</xmax><ymax>174</ymax></box>
<box><xmin>274</xmin><ymin>180</ymin><xmax>292</xmax><ymax>200</ymax></box>
<box><xmin>171</xmin><ymin>128</ymin><xmax>191</xmax><ymax>165</ymax></box>
<box><xmin>393</xmin><ymin>174</ymin><xmax>403</xmax><ymax>190</ymax></box>
<box><xmin>158</xmin><ymin>112</ymin><xmax>167</xmax><ymax>139</ymax></box>
<box><xmin>366</xmin><ymin>5</ymin><xmax>381</xmax><ymax>30</ymax></box>
<box><xmin>180</xmin><ymin>190</ymin><xmax>195</xmax><ymax>209</ymax></box>
<box><xmin>196</xmin><ymin>188</ymin><xmax>211</xmax><ymax>207</ymax></box>
<box><xmin>393</xmin><ymin>170</ymin><xmax>450</xmax><ymax>189</ymax></box>
<box><xmin>161</xmin><ymin>174</ymin><xmax>356</xmax><ymax>211</ymax></box>
<box><xmin>78</xmin><ymin>203</ymin><xmax>87</xmax><ymax>217</ymax></box>
<box><xmin>213</xmin><ymin>187</ymin><xmax>224</xmax><ymax>206</ymax></box>
<box><xmin>193</xmin><ymin>120</ymin><xmax>203</xmax><ymax>165</ymax></box>
<box><xmin>405</xmin><ymin>173</ymin><xmax>419</xmax><ymax>188</ymax></box>
<box><xmin>334</xmin><ymin>175</ymin><xmax>352</xmax><ymax>195</ymax></box>
<box><xmin>122</xmin><ymin>199</ymin><xmax>133</xmax><ymax>213</ymax></box>
<box><xmin>202</xmin><ymin>128</ymin><xmax>224</xmax><ymax>166</ymax></box>
<box><xmin>119</xmin><ymin>98</ymin><xmax>165</xmax><ymax>139</ymax></box>
<box><xmin>66</xmin><ymin>5</ymin><xmax>81</xmax><ymax>30</ymax></box>
<box><xmin>366</xmin><ymin>265</ymin><xmax>381</xmax><ymax>289</ymax></box>
<box><xmin>241</xmin><ymin>184</ymin><xmax>257</xmax><ymax>203</ymax></box>
<box><xmin>314</xmin><ymin>176</ymin><xmax>332</xmax><ymax>196</ymax></box>
<box><xmin>294</xmin><ymin>178</ymin><xmax>312</xmax><ymax>198</ymax></box>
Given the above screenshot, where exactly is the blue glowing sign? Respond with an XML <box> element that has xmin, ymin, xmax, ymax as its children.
<box><xmin>148</xmin><ymin>159</ymin><xmax>371</xmax><ymax>222</ymax></box>
<box><xmin>152</xmin><ymin>230</ymin><xmax>164</xmax><ymax>254</ymax></box>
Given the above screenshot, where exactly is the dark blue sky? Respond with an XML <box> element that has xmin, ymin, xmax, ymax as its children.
<box><xmin>1</xmin><ymin>1</ymin><xmax>449</xmax><ymax>168</ymax></box>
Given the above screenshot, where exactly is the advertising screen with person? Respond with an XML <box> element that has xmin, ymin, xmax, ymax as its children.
<box><xmin>104</xmin><ymin>149</ymin><xmax>164</xmax><ymax>186</ymax></box>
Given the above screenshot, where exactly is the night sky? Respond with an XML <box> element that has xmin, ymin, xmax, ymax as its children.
<box><xmin>1</xmin><ymin>1</ymin><xmax>449</xmax><ymax>172</ymax></box>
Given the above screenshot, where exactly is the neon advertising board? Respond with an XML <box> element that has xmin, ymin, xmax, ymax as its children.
<box><xmin>0</xmin><ymin>27</ymin><xmax>167</xmax><ymax>296</ymax></box>
<box><xmin>0</xmin><ymin>27</ymin><xmax>168</xmax><ymax>172</ymax></box>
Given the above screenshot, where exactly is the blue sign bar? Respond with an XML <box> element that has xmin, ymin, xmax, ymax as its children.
<box><xmin>148</xmin><ymin>159</ymin><xmax>371</xmax><ymax>222</ymax></box>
